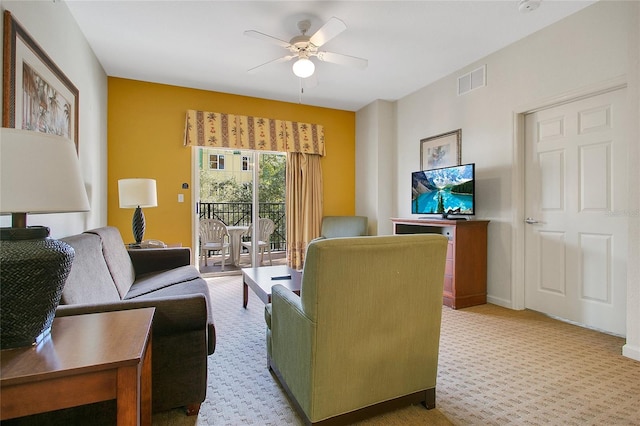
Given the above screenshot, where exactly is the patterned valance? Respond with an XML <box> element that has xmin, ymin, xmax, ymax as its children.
<box><xmin>184</xmin><ymin>110</ymin><xmax>325</xmax><ymax>156</ymax></box>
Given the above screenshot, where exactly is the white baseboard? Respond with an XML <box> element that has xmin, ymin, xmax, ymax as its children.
<box><xmin>486</xmin><ymin>295</ymin><xmax>517</xmax><ymax>309</ymax></box>
<box><xmin>622</xmin><ymin>344</ymin><xmax>640</xmax><ymax>362</ymax></box>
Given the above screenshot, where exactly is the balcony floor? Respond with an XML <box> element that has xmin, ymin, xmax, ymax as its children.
<box><xmin>199</xmin><ymin>250</ymin><xmax>287</xmax><ymax>277</ymax></box>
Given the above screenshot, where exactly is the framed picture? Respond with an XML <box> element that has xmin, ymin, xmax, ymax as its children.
<box><xmin>420</xmin><ymin>129</ymin><xmax>461</xmax><ymax>170</ymax></box>
<box><xmin>2</xmin><ymin>10</ymin><xmax>79</xmax><ymax>150</ymax></box>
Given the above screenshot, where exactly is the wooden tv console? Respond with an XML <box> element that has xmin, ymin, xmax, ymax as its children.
<box><xmin>391</xmin><ymin>218</ymin><xmax>489</xmax><ymax>309</ymax></box>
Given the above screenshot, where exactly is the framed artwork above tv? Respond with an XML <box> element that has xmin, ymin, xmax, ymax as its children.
<box><xmin>420</xmin><ymin>129</ymin><xmax>461</xmax><ymax>170</ymax></box>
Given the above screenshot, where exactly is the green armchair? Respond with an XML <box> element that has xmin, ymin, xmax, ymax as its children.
<box><xmin>265</xmin><ymin>234</ymin><xmax>448</xmax><ymax>425</ymax></box>
<box><xmin>319</xmin><ymin>215</ymin><xmax>368</xmax><ymax>238</ymax></box>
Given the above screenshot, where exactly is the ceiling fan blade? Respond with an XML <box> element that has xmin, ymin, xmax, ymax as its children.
<box><xmin>309</xmin><ymin>17</ymin><xmax>346</xmax><ymax>47</ymax></box>
<box><xmin>248</xmin><ymin>55</ymin><xmax>295</xmax><ymax>74</ymax></box>
<box><xmin>316</xmin><ymin>51</ymin><xmax>368</xmax><ymax>69</ymax></box>
<box><xmin>244</xmin><ymin>30</ymin><xmax>291</xmax><ymax>48</ymax></box>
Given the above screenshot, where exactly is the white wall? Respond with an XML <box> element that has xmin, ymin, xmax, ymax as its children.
<box><xmin>0</xmin><ymin>0</ymin><xmax>108</xmax><ymax>238</ymax></box>
<box><xmin>355</xmin><ymin>100</ymin><xmax>395</xmax><ymax>236</ymax></box>
<box><xmin>356</xmin><ymin>1</ymin><xmax>640</xmax><ymax>360</ymax></box>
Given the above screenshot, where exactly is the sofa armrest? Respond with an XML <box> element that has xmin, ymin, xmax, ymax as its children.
<box><xmin>56</xmin><ymin>293</ymin><xmax>208</xmax><ymax>338</ymax></box>
<box><xmin>127</xmin><ymin>247</ymin><xmax>191</xmax><ymax>275</ymax></box>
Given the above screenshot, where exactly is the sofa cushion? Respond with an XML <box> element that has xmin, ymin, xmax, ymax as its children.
<box><xmin>85</xmin><ymin>227</ymin><xmax>136</xmax><ymax>298</ymax></box>
<box><xmin>124</xmin><ymin>265</ymin><xmax>203</xmax><ymax>299</ymax></box>
<box><xmin>60</xmin><ymin>233</ymin><xmax>121</xmax><ymax>304</ymax></box>
<box><xmin>127</xmin><ymin>276</ymin><xmax>211</xmax><ymax>321</ymax></box>
<box><xmin>126</xmin><ymin>275</ymin><xmax>216</xmax><ymax>355</ymax></box>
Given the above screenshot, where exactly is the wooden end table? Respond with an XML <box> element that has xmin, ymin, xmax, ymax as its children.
<box><xmin>242</xmin><ymin>265</ymin><xmax>302</xmax><ymax>308</ymax></box>
<box><xmin>1</xmin><ymin>308</ymin><xmax>155</xmax><ymax>425</ymax></box>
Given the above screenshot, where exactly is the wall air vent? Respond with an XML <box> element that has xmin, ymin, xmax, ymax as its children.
<box><xmin>457</xmin><ymin>65</ymin><xmax>486</xmax><ymax>96</ymax></box>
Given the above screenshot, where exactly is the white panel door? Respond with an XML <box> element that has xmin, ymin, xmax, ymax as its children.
<box><xmin>524</xmin><ymin>89</ymin><xmax>628</xmax><ymax>336</ymax></box>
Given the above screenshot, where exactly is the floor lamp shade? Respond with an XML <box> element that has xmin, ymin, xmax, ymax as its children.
<box><xmin>0</xmin><ymin>128</ymin><xmax>90</xmax><ymax>349</ymax></box>
<box><xmin>118</xmin><ymin>178</ymin><xmax>157</xmax><ymax>244</ymax></box>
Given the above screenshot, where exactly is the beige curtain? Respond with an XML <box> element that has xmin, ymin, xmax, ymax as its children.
<box><xmin>286</xmin><ymin>152</ymin><xmax>323</xmax><ymax>270</ymax></box>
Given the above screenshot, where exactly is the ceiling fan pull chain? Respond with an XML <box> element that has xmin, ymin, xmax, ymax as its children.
<box><xmin>299</xmin><ymin>80</ymin><xmax>304</xmax><ymax>104</ymax></box>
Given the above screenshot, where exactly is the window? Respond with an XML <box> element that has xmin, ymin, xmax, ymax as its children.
<box><xmin>209</xmin><ymin>154</ymin><xmax>225</xmax><ymax>170</ymax></box>
<box><xmin>242</xmin><ymin>156</ymin><xmax>250</xmax><ymax>171</ymax></box>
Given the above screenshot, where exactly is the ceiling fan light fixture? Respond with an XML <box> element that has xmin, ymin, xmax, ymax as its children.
<box><xmin>292</xmin><ymin>57</ymin><xmax>315</xmax><ymax>78</ymax></box>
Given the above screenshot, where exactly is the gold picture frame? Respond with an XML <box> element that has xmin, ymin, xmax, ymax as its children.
<box><xmin>3</xmin><ymin>10</ymin><xmax>79</xmax><ymax>151</ymax></box>
<box><xmin>420</xmin><ymin>129</ymin><xmax>461</xmax><ymax>170</ymax></box>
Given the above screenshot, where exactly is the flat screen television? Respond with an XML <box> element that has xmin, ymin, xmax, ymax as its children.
<box><xmin>411</xmin><ymin>163</ymin><xmax>475</xmax><ymax>219</ymax></box>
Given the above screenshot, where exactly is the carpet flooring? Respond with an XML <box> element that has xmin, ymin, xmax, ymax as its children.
<box><xmin>154</xmin><ymin>275</ymin><xmax>640</xmax><ymax>426</ymax></box>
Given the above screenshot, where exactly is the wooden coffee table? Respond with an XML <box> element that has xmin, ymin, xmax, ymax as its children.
<box><xmin>242</xmin><ymin>265</ymin><xmax>302</xmax><ymax>308</ymax></box>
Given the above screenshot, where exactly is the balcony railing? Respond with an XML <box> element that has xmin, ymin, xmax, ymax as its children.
<box><xmin>199</xmin><ymin>202</ymin><xmax>286</xmax><ymax>251</ymax></box>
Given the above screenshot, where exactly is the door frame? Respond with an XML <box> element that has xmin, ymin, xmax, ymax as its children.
<box><xmin>510</xmin><ymin>75</ymin><xmax>627</xmax><ymax>311</ymax></box>
<box><xmin>191</xmin><ymin>147</ymin><xmax>283</xmax><ymax>269</ymax></box>
<box><xmin>190</xmin><ymin>146</ymin><xmax>200</xmax><ymax>266</ymax></box>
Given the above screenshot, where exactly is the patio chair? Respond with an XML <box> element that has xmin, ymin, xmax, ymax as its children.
<box><xmin>199</xmin><ymin>218</ymin><xmax>230</xmax><ymax>270</ymax></box>
<box><xmin>242</xmin><ymin>218</ymin><xmax>275</xmax><ymax>266</ymax></box>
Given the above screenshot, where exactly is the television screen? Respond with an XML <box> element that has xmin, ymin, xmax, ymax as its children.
<box><xmin>411</xmin><ymin>163</ymin><xmax>475</xmax><ymax>218</ymax></box>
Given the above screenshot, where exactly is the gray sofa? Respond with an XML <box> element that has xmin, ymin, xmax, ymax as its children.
<box><xmin>56</xmin><ymin>226</ymin><xmax>214</xmax><ymax>416</ymax></box>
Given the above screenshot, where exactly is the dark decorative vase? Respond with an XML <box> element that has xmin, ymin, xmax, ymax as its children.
<box><xmin>0</xmin><ymin>226</ymin><xmax>75</xmax><ymax>349</ymax></box>
<box><xmin>132</xmin><ymin>205</ymin><xmax>145</xmax><ymax>244</ymax></box>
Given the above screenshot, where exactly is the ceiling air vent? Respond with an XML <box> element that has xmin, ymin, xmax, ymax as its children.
<box><xmin>457</xmin><ymin>65</ymin><xmax>486</xmax><ymax>96</ymax></box>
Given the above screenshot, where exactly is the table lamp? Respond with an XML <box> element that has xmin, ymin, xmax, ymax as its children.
<box><xmin>0</xmin><ymin>128</ymin><xmax>90</xmax><ymax>349</ymax></box>
<box><xmin>118</xmin><ymin>178</ymin><xmax>157</xmax><ymax>245</ymax></box>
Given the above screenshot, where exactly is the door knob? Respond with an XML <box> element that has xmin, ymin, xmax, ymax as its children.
<box><xmin>525</xmin><ymin>217</ymin><xmax>540</xmax><ymax>224</ymax></box>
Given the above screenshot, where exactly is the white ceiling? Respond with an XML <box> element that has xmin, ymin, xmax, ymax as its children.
<box><xmin>65</xmin><ymin>0</ymin><xmax>596</xmax><ymax>111</ymax></box>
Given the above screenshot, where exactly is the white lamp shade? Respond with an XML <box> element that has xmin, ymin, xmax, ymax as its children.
<box><xmin>0</xmin><ymin>128</ymin><xmax>90</xmax><ymax>214</ymax></box>
<box><xmin>118</xmin><ymin>178</ymin><xmax>157</xmax><ymax>208</ymax></box>
<box><xmin>292</xmin><ymin>57</ymin><xmax>315</xmax><ymax>78</ymax></box>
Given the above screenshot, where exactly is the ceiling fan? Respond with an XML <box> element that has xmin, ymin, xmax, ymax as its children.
<box><xmin>244</xmin><ymin>17</ymin><xmax>368</xmax><ymax>79</ymax></box>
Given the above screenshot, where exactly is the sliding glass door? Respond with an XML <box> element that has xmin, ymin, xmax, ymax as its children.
<box><xmin>196</xmin><ymin>148</ymin><xmax>285</xmax><ymax>273</ymax></box>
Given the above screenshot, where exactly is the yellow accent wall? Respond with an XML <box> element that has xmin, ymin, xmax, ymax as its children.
<box><xmin>108</xmin><ymin>78</ymin><xmax>355</xmax><ymax>248</ymax></box>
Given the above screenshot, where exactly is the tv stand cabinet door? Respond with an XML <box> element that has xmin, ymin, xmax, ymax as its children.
<box><xmin>449</xmin><ymin>220</ymin><xmax>489</xmax><ymax>309</ymax></box>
